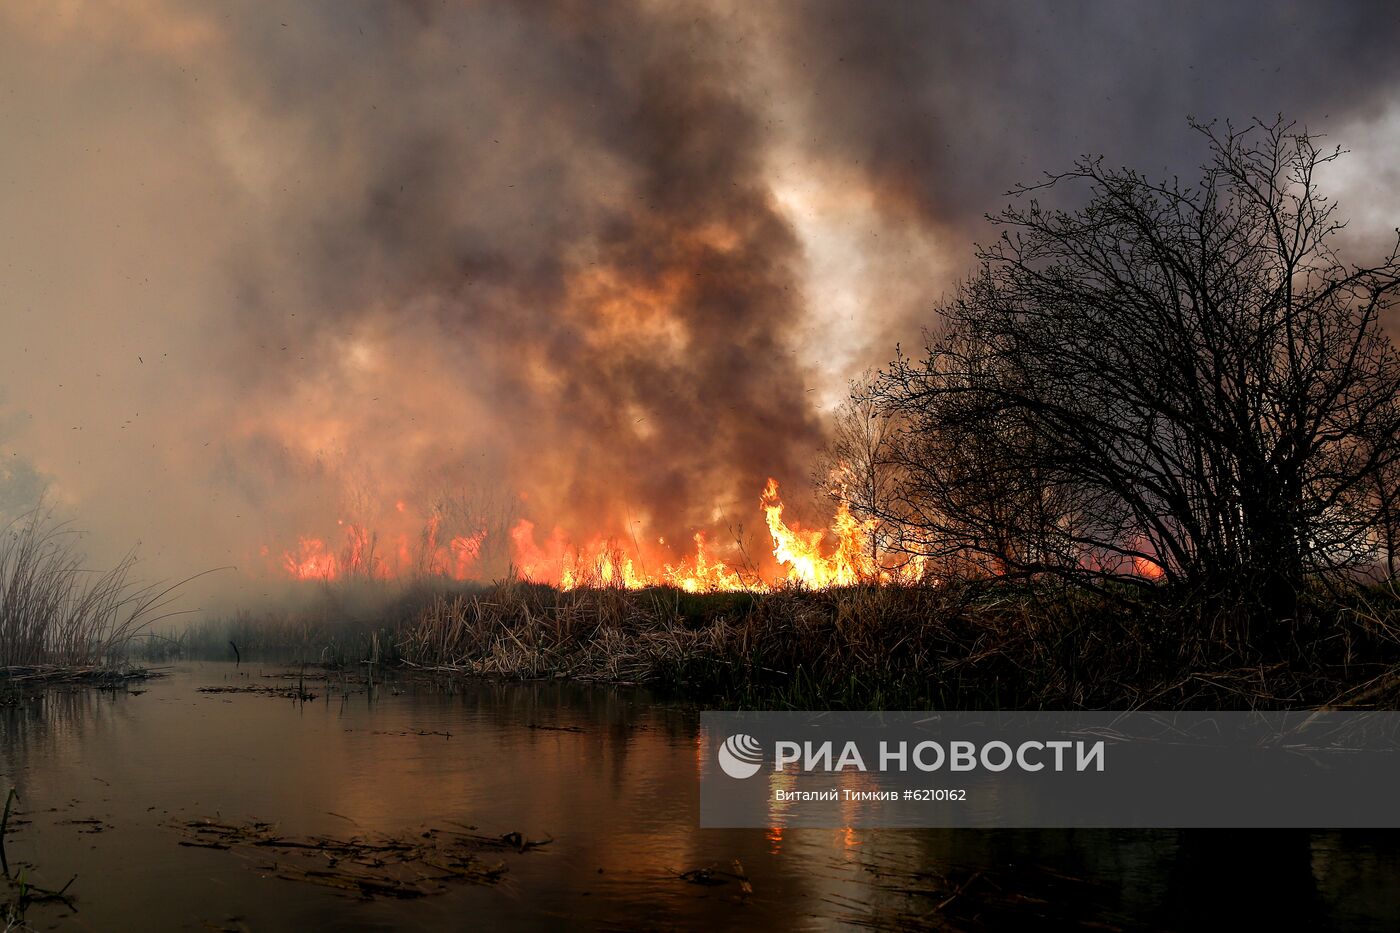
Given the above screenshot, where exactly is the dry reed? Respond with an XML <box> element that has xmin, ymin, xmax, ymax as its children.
<box><xmin>0</xmin><ymin>507</ymin><xmax>177</xmax><ymax>670</ymax></box>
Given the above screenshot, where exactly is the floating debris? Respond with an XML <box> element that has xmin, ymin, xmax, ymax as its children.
<box><xmin>197</xmin><ymin>685</ymin><xmax>317</xmax><ymax>701</ymax></box>
<box><xmin>167</xmin><ymin>819</ymin><xmax>530</xmax><ymax>899</ymax></box>
<box><xmin>3</xmin><ymin>788</ymin><xmax>79</xmax><ymax>925</ymax></box>
<box><xmin>678</xmin><ymin>868</ymin><xmax>729</xmax><ymax>887</ymax></box>
<box><xmin>676</xmin><ymin>859</ymin><xmax>750</xmax><ymax>891</ymax></box>
<box><xmin>0</xmin><ymin>665</ymin><xmax>161</xmax><ymax>687</ymax></box>
<box><xmin>498</xmin><ymin>831</ymin><xmax>553</xmax><ymax>853</ymax></box>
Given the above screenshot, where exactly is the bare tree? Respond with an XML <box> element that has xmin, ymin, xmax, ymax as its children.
<box><xmin>871</xmin><ymin>118</ymin><xmax>1400</xmax><ymax>615</ymax></box>
<box><xmin>1369</xmin><ymin>450</ymin><xmax>1400</xmax><ymax>581</ymax></box>
<box><xmin>816</xmin><ymin>372</ymin><xmax>908</xmax><ymax>566</ymax></box>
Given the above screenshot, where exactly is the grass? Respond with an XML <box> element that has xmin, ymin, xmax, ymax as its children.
<box><xmin>167</xmin><ymin>574</ymin><xmax>1396</xmax><ymax>710</ymax></box>
<box><xmin>0</xmin><ymin>507</ymin><xmax>177</xmax><ymax>678</ymax></box>
<box><xmin>164</xmin><ymin>591</ymin><xmax>424</xmax><ymax>667</ymax></box>
<box><xmin>147</xmin><ymin>564</ymin><xmax>1400</xmax><ymax>710</ymax></box>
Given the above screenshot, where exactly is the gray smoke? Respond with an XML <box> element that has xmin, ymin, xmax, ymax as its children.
<box><xmin>1</xmin><ymin>0</ymin><xmax>1397</xmax><ymax>605</ymax></box>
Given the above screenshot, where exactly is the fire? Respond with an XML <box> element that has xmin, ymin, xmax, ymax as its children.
<box><xmin>763</xmin><ymin>478</ymin><xmax>856</xmax><ymax>587</ymax></box>
<box><xmin>448</xmin><ymin>530</ymin><xmax>486</xmax><ymax>579</ymax></box>
<box><xmin>277</xmin><ymin>520</ymin><xmax>487</xmax><ymax>583</ymax></box>
<box><xmin>279</xmin><ymin>524</ymin><xmax>379</xmax><ymax>580</ymax></box>
<box><xmin>760</xmin><ymin>479</ymin><xmax>923</xmax><ymax>588</ymax></box>
<box><xmin>282</xmin><ymin>535</ymin><xmax>339</xmax><ymax>580</ymax></box>
<box><xmin>1132</xmin><ymin>555</ymin><xmax>1165</xmax><ymax>580</ymax></box>
<box><xmin>271</xmin><ymin>478</ymin><xmax>922</xmax><ymax>590</ymax></box>
<box><xmin>667</xmin><ymin>532</ymin><xmax>749</xmax><ymax>592</ymax></box>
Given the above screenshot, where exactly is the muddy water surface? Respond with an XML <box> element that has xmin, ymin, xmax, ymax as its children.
<box><xmin>3</xmin><ymin>663</ymin><xmax>1400</xmax><ymax>930</ymax></box>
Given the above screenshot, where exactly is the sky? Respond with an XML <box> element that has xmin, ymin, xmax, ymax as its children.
<box><xmin>2</xmin><ymin>0</ymin><xmax>1399</xmax><ymax>605</ymax></box>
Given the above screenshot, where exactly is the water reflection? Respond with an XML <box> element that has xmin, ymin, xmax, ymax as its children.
<box><xmin>0</xmin><ymin>664</ymin><xmax>1397</xmax><ymax>930</ymax></box>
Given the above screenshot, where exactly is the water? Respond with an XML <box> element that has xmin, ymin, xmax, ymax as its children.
<box><xmin>2</xmin><ymin>663</ymin><xmax>1399</xmax><ymax>930</ymax></box>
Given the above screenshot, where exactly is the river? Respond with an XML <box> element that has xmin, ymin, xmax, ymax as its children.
<box><xmin>2</xmin><ymin>662</ymin><xmax>1398</xmax><ymax>930</ymax></box>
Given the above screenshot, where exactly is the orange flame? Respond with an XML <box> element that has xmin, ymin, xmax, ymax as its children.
<box><xmin>761</xmin><ymin>478</ymin><xmax>922</xmax><ymax>587</ymax></box>
<box><xmin>270</xmin><ymin>478</ymin><xmax>923</xmax><ymax>590</ymax></box>
<box><xmin>282</xmin><ymin>536</ymin><xmax>339</xmax><ymax>581</ymax></box>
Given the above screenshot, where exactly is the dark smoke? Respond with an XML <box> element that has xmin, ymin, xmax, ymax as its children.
<box><xmin>1</xmin><ymin>1</ymin><xmax>1399</xmax><ymax>599</ymax></box>
<box><xmin>211</xmin><ymin>1</ymin><xmax>825</xmax><ymax>565</ymax></box>
<box><xmin>774</xmin><ymin>0</ymin><xmax>1400</xmax><ymax>229</ymax></box>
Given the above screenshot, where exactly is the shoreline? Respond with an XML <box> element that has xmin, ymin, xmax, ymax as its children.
<box><xmin>117</xmin><ymin>580</ymin><xmax>1400</xmax><ymax>711</ymax></box>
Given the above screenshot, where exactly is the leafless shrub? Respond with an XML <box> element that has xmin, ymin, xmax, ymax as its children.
<box><xmin>869</xmin><ymin>118</ymin><xmax>1400</xmax><ymax>616</ymax></box>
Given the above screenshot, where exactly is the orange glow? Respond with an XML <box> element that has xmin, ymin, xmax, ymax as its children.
<box><xmin>1132</xmin><ymin>556</ymin><xmax>1165</xmax><ymax>580</ymax></box>
<box><xmin>447</xmin><ymin>531</ymin><xmax>486</xmax><ymax>580</ymax></box>
<box><xmin>269</xmin><ymin>478</ymin><xmax>925</xmax><ymax>590</ymax></box>
<box><xmin>761</xmin><ymin>478</ymin><xmax>924</xmax><ymax>588</ymax></box>
<box><xmin>282</xmin><ymin>535</ymin><xmax>339</xmax><ymax>581</ymax></box>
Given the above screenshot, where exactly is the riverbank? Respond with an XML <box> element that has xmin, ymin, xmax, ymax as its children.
<box><xmin>162</xmin><ymin>579</ymin><xmax>1400</xmax><ymax>710</ymax></box>
<box><xmin>0</xmin><ymin>664</ymin><xmax>158</xmax><ymax>687</ymax></box>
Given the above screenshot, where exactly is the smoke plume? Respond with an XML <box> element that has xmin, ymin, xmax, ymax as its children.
<box><xmin>2</xmin><ymin>1</ymin><xmax>1398</xmax><ymax>605</ymax></box>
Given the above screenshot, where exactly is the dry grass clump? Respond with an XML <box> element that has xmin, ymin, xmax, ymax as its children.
<box><xmin>398</xmin><ymin>579</ymin><xmax>740</xmax><ymax>683</ymax></box>
<box><xmin>395</xmin><ymin>578</ymin><xmax>1400</xmax><ymax>709</ymax></box>
<box><xmin>0</xmin><ymin>508</ymin><xmax>175</xmax><ymax>670</ymax></box>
